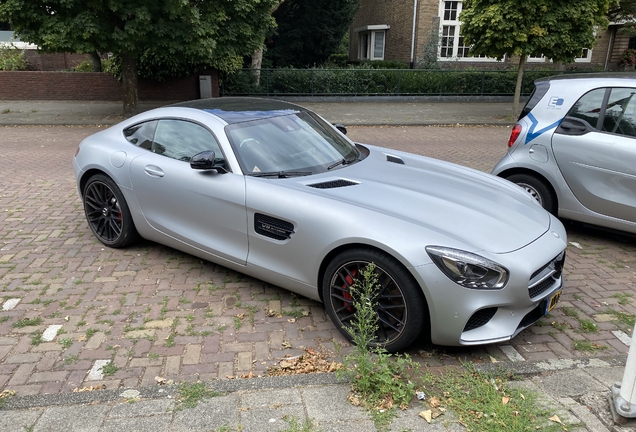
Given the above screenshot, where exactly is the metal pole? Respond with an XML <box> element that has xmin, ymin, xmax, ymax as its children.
<box><xmin>611</xmin><ymin>325</ymin><xmax>636</xmax><ymax>421</ymax></box>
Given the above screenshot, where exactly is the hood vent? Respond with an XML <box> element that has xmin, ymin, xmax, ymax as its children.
<box><xmin>308</xmin><ymin>179</ymin><xmax>358</xmax><ymax>189</ymax></box>
<box><xmin>386</xmin><ymin>155</ymin><xmax>404</xmax><ymax>164</ymax></box>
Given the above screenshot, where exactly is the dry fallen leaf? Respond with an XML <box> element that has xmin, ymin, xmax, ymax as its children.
<box><xmin>281</xmin><ymin>341</ymin><xmax>292</xmax><ymax>349</ymax></box>
<box><xmin>287</xmin><ymin>318</ymin><xmax>296</xmax><ymax>323</ymax></box>
<box><xmin>155</xmin><ymin>376</ymin><xmax>166</xmax><ymax>385</ymax></box>
<box><xmin>520</xmin><ymin>393</ymin><xmax>525</xmax><ymax>400</ymax></box>
<box><xmin>502</xmin><ymin>396</ymin><xmax>510</xmax><ymax>405</ymax></box>
<box><xmin>429</xmin><ymin>396</ymin><xmax>441</xmax><ymax>408</ymax></box>
<box><xmin>419</xmin><ymin>410</ymin><xmax>432</xmax><ymax>423</ymax></box>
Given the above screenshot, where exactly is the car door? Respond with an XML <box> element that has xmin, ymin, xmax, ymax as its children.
<box><xmin>551</xmin><ymin>87</ymin><xmax>636</xmax><ymax>222</ymax></box>
<box><xmin>129</xmin><ymin>118</ymin><xmax>248</xmax><ymax>265</ymax></box>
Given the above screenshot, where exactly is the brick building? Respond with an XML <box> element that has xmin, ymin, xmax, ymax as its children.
<box><xmin>349</xmin><ymin>0</ymin><xmax>634</xmax><ymax>70</ymax></box>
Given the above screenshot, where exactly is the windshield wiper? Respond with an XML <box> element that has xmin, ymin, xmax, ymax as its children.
<box><xmin>249</xmin><ymin>171</ymin><xmax>312</xmax><ymax>178</ymax></box>
<box><xmin>327</xmin><ymin>156</ymin><xmax>358</xmax><ymax>170</ymax></box>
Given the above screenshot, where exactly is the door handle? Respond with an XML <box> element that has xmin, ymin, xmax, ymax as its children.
<box><xmin>144</xmin><ymin>165</ymin><xmax>164</xmax><ymax>177</ymax></box>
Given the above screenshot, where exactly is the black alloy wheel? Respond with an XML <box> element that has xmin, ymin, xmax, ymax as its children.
<box><xmin>83</xmin><ymin>174</ymin><xmax>138</xmax><ymax>248</ymax></box>
<box><xmin>322</xmin><ymin>248</ymin><xmax>428</xmax><ymax>352</ymax></box>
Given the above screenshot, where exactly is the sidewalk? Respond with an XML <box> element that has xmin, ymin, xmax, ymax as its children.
<box><xmin>0</xmin><ymin>98</ymin><xmax>634</xmax><ymax>431</ymax></box>
<box><xmin>0</xmin><ymin>357</ymin><xmax>632</xmax><ymax>432</ymax></box>
<box><xmin>0</xmin><ymin>98</ymin><xmax>516</xmax><ymax>126</ymax></box>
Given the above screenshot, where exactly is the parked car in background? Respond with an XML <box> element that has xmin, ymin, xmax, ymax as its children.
<box><xmin>493</xmin><ymin>74</ymin><xmax>636</xmax><ymax>235</ymax></box>
<box><xmin>73</xmin><ymin>98</ymin><xmax>567</xmax><ymax>351</ymax></box>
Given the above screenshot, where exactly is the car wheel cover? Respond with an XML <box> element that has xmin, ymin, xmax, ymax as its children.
<box><xmin>516</xmin><ymin>182</ymin><xmax>543</xmax><ymax>206</ymax></box>
<box><xmin>84</xmin><ymin>181</ymin><xmax>123</xmax><ymax>243</ymax></box>
<box><xmin>328</xmin><ymin>260</ymin><xmax>407</xmax><ymax>345</ymax></box>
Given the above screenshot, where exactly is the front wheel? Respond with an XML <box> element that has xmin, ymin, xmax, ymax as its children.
<box><xmin>322</xmin><ymin>248</ymin><xmax>428</xmax><ymax>352</ymax></box>
<box><xmin>505</xmin><ymin>173</ymin><xmax>557</xmax><ymax>214</ymax></box>
<box><xmin>83</xmin><ymin>174</ymin><xmax>139</xmax><ymax>248</ymax></box>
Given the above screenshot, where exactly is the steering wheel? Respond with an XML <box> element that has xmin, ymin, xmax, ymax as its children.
<box><xmin>240</xmin><ymin>138</ymin><xmax>260</xmax><ymax>148</ymax></box>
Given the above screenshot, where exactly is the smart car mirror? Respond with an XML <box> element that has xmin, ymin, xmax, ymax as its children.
<box><xmin>190</xmin><ymin>150</ymin><xmax>227</xmax><ymax>173</ymax></box>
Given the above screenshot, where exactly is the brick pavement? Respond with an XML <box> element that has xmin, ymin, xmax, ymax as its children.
<box><xmin>0</xmin><ymin>125</ymin><xmax>635</xmax><ymax>397</ymax></box>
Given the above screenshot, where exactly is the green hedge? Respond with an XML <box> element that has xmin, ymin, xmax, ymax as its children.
<box><xmin>222</xmin><ymin>68</ymin><xmax>569</xmax><ymax>96</ymax></box>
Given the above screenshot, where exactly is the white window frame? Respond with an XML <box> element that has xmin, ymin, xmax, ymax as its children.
<box><xmin>438</xmin><ymin>1</ymin><xmax>497</xmax><ymax>62</ymax></box>
<box><xmin>355</xmin><ymin>25</ymin><xmax>389</xmax><ymax>61</ymax></box>
<box><xmin>574</xmin><ymin>48</ymin><xmax>592</xmax><ymax>63</ymax></box>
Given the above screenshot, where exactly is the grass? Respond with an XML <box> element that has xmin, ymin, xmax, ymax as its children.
<box><xmin>175</xmin><ymin>381</ymin><xmax>219</xmax><ymax>410</ymax></box>
<box><xmin>612</xmin><ymin>292</ymin><xmax>633</xmax><ymax>305</ymax></box>
<box><xmin>59</xmin><ymin>338</ymin><xmax>73</xmax><ymax>349</ymax></box>
<box><xmin>12</xmin><ymin>317</ymin><xmax>42</xmax><ymax>328</ymax></box>
<box><xmin>606</xmin><ymin>309</ymin><xmax>636</xmax><ymax>329</ymax></box>
<box><xmin>573</xmin><ymin>340</ymin><xmax>608</xmax><ymax>352</ymax></box>
<box><xmin>559</xmin><ymin>307</ymin><xmax>578</xmax><ymax>319</ymax></box>
<box><xmin>279</xmin><ymin>416</ymin><xmax>320</xmax><ymax>432</ymax></box>
<box><xmin>421</xmin><ymin>366</ymin><xmax>570</xmax><ymax>432</ymax></box>
<box><xmin>579</xmin><ymin>319</ymin><xmax>598</xmax><ymax>333</ymax></box>
<box><xmin>29</xmin><ymin>331</ymin><xmax>43</xmax><ymax>346</ymax></box>
<box><xmin>85</xmin><ymin>328</ymin><xmax>98</xmax><ymax>339</ymax></box>
<box><xmin>101</xmin><ymin>361</ymin><xmax>118</xmax><ymax>376</ymax></box>
<box><xmin>0</xmin><ymin>316</ymin><xmax>9</xmax><ymax>324</ymax></box>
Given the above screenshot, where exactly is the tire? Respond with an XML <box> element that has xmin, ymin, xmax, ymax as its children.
<box><xmin>322</xmin><ymin>248</ymin><xmax>428</xmax><ymax>352</ymax></box>
<box><xmin>506</xmin><ymin>173</ymin><xmax>557</xmax><ymax>214</ymax></box>
<box><xmin>83</xmin><ymin>174</ymin><xmax>139</xmax><ymax>248</ymax></box>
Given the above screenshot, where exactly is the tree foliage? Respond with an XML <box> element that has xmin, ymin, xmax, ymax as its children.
<box><xmin>459</xmin><ymin>0</ymin><xmax>610</xmax><ymax>115</ymax></box>
<box><xmin>265</xmin><ymin>0</ymin><xmax>360</xmax><ymax>68</ymax></box>
<box><xmin>0</xmin><ymin>0</ymin><xmax>278</xmax><ymax>114</ymax></box>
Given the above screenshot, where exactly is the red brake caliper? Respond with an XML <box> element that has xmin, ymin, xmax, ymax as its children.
<box><xmin>342</xmin><ymin>269</ymin><xmax>357</xmax><ymax>313</ymax></box>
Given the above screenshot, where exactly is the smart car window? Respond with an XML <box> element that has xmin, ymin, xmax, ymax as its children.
<box><xmin>123</xmin><ymin>121</ymin><xmax>157</xmax><ymax>150</ymax></box>
<box><xmin>152</xmin><ymin>120</ymin><xmax>223</xmax><ymax>163</ymax></box>
<box><xmin>567</xmin><ymin>88</ymin><xmax>606</xmax><ymax>129</ymax></box>
<box><xmin>601</xmin><ymin>88</ymin><xmax>636</xmax><ymax>138</ymax></box>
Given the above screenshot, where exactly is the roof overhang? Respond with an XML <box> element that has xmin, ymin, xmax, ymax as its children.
<box><xmin>354</xmin><ymin>25</ymin><xmax>390</xmax><ymax>33</ymax></box>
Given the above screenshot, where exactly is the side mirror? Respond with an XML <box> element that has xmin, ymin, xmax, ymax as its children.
<box><xmin>334</xmin><ymin>123</ymin><xmax>347</xmax><ymax>135</ymax></box>
<box><xmin>190</xmin><ymin>150</ymin><xmax>227</xmax><ymax>173</ymax></box>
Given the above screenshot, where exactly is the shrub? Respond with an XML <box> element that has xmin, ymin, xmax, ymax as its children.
<box><xmin>0</xmin><ymin>46</ymin><xmax>28</xmax><ymax>71</ymax></box>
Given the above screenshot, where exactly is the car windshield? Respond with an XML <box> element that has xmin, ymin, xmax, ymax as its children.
<box><xmin>225</xmin><ymin>111</ymin><xmax>359</xmax><ymax>175</ymax></box>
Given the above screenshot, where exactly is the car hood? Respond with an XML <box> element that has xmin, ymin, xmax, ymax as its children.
<box><xmin>296</xmin><ymin>145</ymin><xmax>551</xmax><ymax>254</ymax></box>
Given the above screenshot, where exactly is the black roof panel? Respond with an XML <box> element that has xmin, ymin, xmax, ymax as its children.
<box><xmin>170</xmin><ymin>97</ymin><xmax>306</xmax><ymax>124</ymax></box>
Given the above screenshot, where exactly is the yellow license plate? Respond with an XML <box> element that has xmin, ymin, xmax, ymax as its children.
<box><xmin>545</xmin><ymin>290</ymin><xmax>562</xmax><ymax>314</ymax></box>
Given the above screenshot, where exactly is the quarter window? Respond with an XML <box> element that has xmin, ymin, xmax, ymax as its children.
<box><xmin>601</xmin><ymin>88</ymin><xmax>636</xmax><ymax>138</ymax></box>
<box><xmin>566</xmin><ymin>88</ymin><xmax>606</xmax><ymax>129</ymax></box>
<box><xmin>124</xmin><ymin>121</ymin><xmax>157</xmax><ymax>150</ymax></box>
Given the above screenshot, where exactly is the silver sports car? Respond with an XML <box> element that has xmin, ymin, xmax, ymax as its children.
<box><xmin>493</xmin><ymin>73</ymin><xmax>636</xmax><ymax>235</ymax></box>
<box><xmin>73</xmin><ymin>98</ymin><xmax>567</xmax><ymax>351</ymax></box>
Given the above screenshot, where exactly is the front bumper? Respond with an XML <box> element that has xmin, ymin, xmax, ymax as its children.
<box><xmin>412</xmin><ymin>216</ymin><xmax>567</xmax><ymax>346</ymax></box>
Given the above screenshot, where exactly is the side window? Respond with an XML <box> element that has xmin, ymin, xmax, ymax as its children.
<box><xmin>601</xmin><ymin>88</ymin><xmax>636</xmax><ymax>138</ymax></box>
<box><xmin>123</xmin><ymin>121</ymin><xmax>157</xmax><ymax>150</ymax></box>
<box><xmin>566</xmin><ymin>88</ymin><xmax>606</xmax><ymax>129</ymax></box>
<box><xmin>152</xmin><ymin>120</ymin><xmax>224</xmax><ymax>163</ymax></box>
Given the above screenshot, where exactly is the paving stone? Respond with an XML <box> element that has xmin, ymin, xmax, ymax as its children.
<box><xmin>32</xmin><ymin>404</ymin><xmax>110</xmax><ymax>432</ymax></box>
<box><xmin>0</xmin><ymin>408</ymin><xmax>44</xmax><ymax>432</ymax></box>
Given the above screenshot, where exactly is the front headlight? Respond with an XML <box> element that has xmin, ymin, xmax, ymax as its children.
<box><xmin>426</xmin><ymin>246</ymin><xmax>508</xmax><ymax>290</ymax></box>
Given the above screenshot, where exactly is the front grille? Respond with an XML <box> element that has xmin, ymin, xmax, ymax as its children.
<box><xmin>308</xmin><ymin>179</ymin><xmax>358</xmax><ymax>189</ymax></box>
<box><xmin>464</xmin><ymin>307</ymin><xmax>497</xmax><ymax>332</ymax></box>
<box><xmin>528</xmin><ymin>251</ymin><xmax>566</xmax><ymax>299</ymax></box>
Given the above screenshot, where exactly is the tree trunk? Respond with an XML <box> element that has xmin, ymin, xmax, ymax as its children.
<box><xmin>121</xmin><ymin>54</ymin><xmax>139</xmax><ymax>118</ymax></box>
<box><xmin>513</xmin><ymin>56</ymin><xmax>526</xmax><ymax>119</ymax></box>
<box><xmin>251</xmin><ymin>48</ymin><xmax>263</xmax><ymax>86</ymax></box>
<box><xmin>90</xmin><ymin>52</ymin><xmax>102</xmax><ymax>72</ymax></box>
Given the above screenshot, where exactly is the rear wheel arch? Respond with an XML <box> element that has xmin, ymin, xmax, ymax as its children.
<box><xmin>498</xmin><ymin>168</ymin><xmax>558</xmax><ymax>214</ymax></box>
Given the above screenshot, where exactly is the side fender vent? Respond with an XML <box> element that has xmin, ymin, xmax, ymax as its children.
<box><xmin>386</xmin><ymin>155</ymin><xmax>404</xmax><ymax>164</ymax></box>
<box><xmin>308</xmin><ymin>179</ymin><xmax>358</xmax><ymax>189</ymax></box>
<box><xmin>254</xmin><ymin>213</ymin><xmax>294</xmax><ymax>240</ymax></box>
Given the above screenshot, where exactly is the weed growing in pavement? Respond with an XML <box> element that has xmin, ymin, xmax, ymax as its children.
<box><xmin>421</xmin><ymin>365</ymin><xmax>570</xmax><ymax>432</ymax></box>
<box><xmin>12</xmin><ymin>317</ymin><xmax>42</xmax><ymax>328</ymax></box>
<box><xmin>101</xmin><ymin>361</ymin><xmax>118</xmax><ymax>376</ymax></box>
<box><xmin>613</xmin><ymin>292</ymin><xmax>633</xmax><ymax>305</ymax></box>
<box><xmin>0</xmin><ymin>316</ymin><xmax>9</xmax><ymax>324</ymax></box>
<box><xmin>279</xmin><ymin>416</ymin><xmax>320</xmax><ymax>432</ymax></box>
<box><xmin>338</xmin><ymin>263</ymin><xmax>419</xmax><ymax>430</ymax></box>
<box><xmin>560</xmin><ymin>307</ymin><xmax>579</xmax><ymax>319</ymax></box>
<box><xmin>175</xmin><ymin>381</ymin><xmax>219</xmax><ymax>410</ymax></box>
<box><xmin>0</xmin><ymin>389</ymin><xmax>15</xmax><ymax>409</ymax></box>
<box><xmin>29</xmin><ymin>331</ymin><xmax>42</xmax><ymax>346</ymax></box>
<box><xmin>573</xmin><ymin>340</ymin><xmax>608</xmax><ymax>352</ymax></box>
<box><xmin>573</xmin><ymin>294</ymin><xmax>582</xmax><ymax>301</ymax></box>
<box><xmin>59</xmin><ymin>338</ymin><xmax>73</xmax><ymax>349</ymax></box>
<box><xmin>550</xmin><ymin>321</ymin><xmax>569</xmax><ymax>331</ymax></box>
<box><xmin>85</xmin><ymin>328</ymin><xmax>98</xmax><ymax>339</ymax></box>
<box><xmin>606</xmin><ymin>309</ymin><xmax>636</xmax><ymax>330</ymax></box>
<box><xmin>233</xmin><ymin>317</ymin><xmax>242</xmax><ymax>330</ymax></box>
<box><xmin>578</xmin><ymin>319</ymin><xmax>598</xmax><ymax>333</ymax></box>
